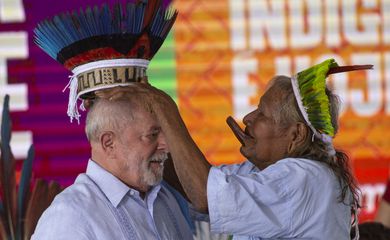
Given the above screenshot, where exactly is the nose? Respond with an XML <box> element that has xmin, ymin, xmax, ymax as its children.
<box><xmin>157</xmin><ymin>132</ymin><xmax>169</xmax><ymax>152</ymax></box>
<box><xmin>243</xmin><ymin>109</ymin><xmax>256</xmax><ymax>126</ymax></box>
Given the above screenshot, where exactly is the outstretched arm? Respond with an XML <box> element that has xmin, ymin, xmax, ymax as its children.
<box><xmin>135</xmin><ymin>84</ymin><xmax>211</xmax><ymax>213</ymax></box>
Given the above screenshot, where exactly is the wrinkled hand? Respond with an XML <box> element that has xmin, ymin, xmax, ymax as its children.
<box><xmin>126</xmin><ymin>82</ymin><xmax>183</xmax><ymax>129</ymax></box>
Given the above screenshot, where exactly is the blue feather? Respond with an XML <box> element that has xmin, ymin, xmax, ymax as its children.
<box><xmin>16</xmin><ymin>145</ymin><xmax>35</xmax><ymax>240</ymax></box>
<box><xmin>1</xmin><ymin>94</ymin><xmax>16</xmax><ymax>239</ymax></box>
<box><xmin>34</xmin><ymin>1</ymin><xmax>177</xmax><ymax>62</ymax></box>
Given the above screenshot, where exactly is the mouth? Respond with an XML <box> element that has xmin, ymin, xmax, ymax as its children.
<box><xmin>226</xmin><ymin>116</ymin><xmax>253</xmax><ymax>145</ymax></box>
<box><xmin>148</xmin><ymin>152</ymin><xmax>168</xmax><ymax>166</ymax></box>
<box><xmin>244</xmin><ymin>127</ymin><xmax>253</xmax><ymax>138</ymax></box>
<box><xmin>149</xmin><ymin>160</ymin><xmax>165</xmax><ymax>166</ymax></box>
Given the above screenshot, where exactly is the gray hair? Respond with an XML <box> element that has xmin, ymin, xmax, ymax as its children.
<box><xmin>269</xmin><ymin>75</ymin><xmax>340</xmax><ymax>162</ymax></box>
<box><xmin>85</xmin><ymin>97</ymin><xmax>139</xmax><ymax>142</ymax></box>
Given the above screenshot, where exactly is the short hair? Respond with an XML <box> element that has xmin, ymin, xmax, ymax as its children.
<box><xmin>85</xmin><ymin>87</ymin><xmax>142</xmax><ymax>142</ymax></box>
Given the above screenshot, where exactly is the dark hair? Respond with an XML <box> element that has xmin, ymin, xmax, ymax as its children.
<box><xmin>269</xmin><ymin>75</ymin><xmax>361</xmax><ymax>209</ymax></box>
<box><xmin>351</xmin><ymin>222</ymin><xmax>390</xmax><ymax>240</ymax></box>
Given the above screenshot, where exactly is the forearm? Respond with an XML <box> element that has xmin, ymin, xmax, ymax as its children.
<box><xmin>161</xmin><ymin>111</ymin><xmax>211</xmax><ymax>213</ymax></box>
<box><xmin>133</xmin><ymin>83</ymin><xmax>212</xmax><ymax>212</ymax></box>
<box><xmin>163</xmin><ymin>155</ymin><xmax>189</xmax><ymax>202</ymax></box>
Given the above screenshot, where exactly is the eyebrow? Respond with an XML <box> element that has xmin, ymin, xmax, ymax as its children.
<box><xmin>148</xmin><ymin>126</ymin><xmax>161</xmax><ymax>132</ymax></box>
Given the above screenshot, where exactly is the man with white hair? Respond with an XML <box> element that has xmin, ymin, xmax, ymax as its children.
<box><xmin>32</xmin><ymin>1</ymin><xmax>197</xmax><ymax>238</ymax></box>
<box><xmin>32</xmin><ymin>87</ymin><xmax>194</xmax><ymax>239</ymax></box>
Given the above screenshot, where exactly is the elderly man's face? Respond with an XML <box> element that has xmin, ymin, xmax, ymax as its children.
<box><xmin>241</xmin><ymin>86</ymin><xmax>291</xmax><ymax>170</ymax></box>
<box><xmin>115</xmin><ymin>107</ymin><xmax>168</xmax><ymax>192</ymax></box>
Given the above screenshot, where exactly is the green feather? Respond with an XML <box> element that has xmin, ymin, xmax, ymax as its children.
<box><xmin>296</xmin><ymin>59</ymin><xmax>338</xmax><ymax>137</ymax></box>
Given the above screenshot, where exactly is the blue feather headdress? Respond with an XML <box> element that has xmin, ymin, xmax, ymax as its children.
<box><xmin>34</xmin><ymin>0</ymin><xmax>177</xmax><ymax>123</ymax></box>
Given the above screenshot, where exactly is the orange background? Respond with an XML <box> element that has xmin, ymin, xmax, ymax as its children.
<box><xmin>174</xmin><ymin>0</ymin><xmax>390</xmax><ymax>221</ymax></box>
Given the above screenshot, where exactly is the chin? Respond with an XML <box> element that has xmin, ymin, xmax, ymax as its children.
<box><xmin>143</xmin><ymin>172</ymin><xmax>163</xmax><ymax>187</ymax></box>
<box><xmin>240</xmin><ymin>146</ymin><xmax>251</xmax><ymax>160</ymax></box>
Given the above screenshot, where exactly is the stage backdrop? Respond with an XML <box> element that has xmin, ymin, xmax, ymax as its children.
<box><xmin>0</xmin><ymin>0</ymin><xmax>389</xmax><ymax>222</ymax></box>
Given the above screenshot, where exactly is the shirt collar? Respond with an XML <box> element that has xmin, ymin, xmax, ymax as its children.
<box><xmin>86</xmin><ymin>159</ymin><xmax>131</xmax><ymax>208</ymax></box>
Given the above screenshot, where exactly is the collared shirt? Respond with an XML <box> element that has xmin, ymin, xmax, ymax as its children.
<box><xmin>207</xmin><ymin>158</ymin><xmax>351</xmax><ymax>240</ymax></box>
<box><xmin>32</xmin><ymin>160</ymin><xmax>194</xmax><ymax>240</ymax></box>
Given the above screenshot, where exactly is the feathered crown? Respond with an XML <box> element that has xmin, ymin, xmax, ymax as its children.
<box><xmin>34</xmin><ymin>0</ymin><xmax>177</xmax><ymax>123</ymax></box>
<box><xmin>291</xmin><ymin>58</ymin><xmax>373</xmax><ymax>155</ymax></box>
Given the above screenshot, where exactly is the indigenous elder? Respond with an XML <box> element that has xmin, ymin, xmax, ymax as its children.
<box><xmin>133</xmin><ymin>59</ymin><xmax>370</xmax><ymax>239</ymax></box>
<box><xmin>32</xmin><ymin>1</ymin><xmax>197</xmax><ymax>239</ymax></box>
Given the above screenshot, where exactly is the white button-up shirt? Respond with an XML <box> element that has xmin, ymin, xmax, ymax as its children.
<box><xmin>32</xmin><ymin>160</ymin><xmax>194</xmax><ymax>240</ymax></box>
<box><xmin>207</xmin><ymin>158</ymin><xmax>352</xmax><ymax>240</ymax></box>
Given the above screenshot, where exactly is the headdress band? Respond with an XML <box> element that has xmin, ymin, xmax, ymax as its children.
<box><xmin>34</xmin><ymin>1</ymin><xmax>177</xmax><ymax>123</ymax></box>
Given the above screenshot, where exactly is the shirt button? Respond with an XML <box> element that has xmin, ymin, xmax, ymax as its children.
<box><xmin>129</xmin><ymin>190</ymin><xmax>134</xmax><ymax>195</ymax></box>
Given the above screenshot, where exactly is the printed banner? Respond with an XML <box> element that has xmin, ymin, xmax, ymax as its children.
<box><xmin>0</xmin><ymin>0</ymin><xmax>389</xmax><ymax>222</ymax></box>
<box><xmin>174</xmin><ymin>0</ymin><xmax>390</xmax><ymax>221</ymax></box>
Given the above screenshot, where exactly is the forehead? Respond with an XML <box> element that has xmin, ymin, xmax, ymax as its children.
<box><xmin>259</xmin><ymin>84</ymin><xmax>283</xmax><ymax>108</ymax></box>
<box><xmin>131</xmin><ymin>107</ymin><xmax>159</xmax><ymax>129</ymax></box>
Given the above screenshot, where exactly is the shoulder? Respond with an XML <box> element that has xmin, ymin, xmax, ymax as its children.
<box><xmin>53</xmin><ymin>174</ymin><xmax>106</xmax><ymax>209</ymax></box>
<box><xmin>256</xmin><ymin>158</ymin><xmax>337</xmax><ymax>198</ymax></box>
<box><xmin>212</xmin><ymin>160</ymin><xmax>258</xmax><ymax>175</ymax></box>
<box><xmin>268</xmin><ymin>158</ymin><xmax>332</xmax><ymax>180</ymax></box>
<box><xmin>32</xmin><ymin>174</ymin><xmax>106</xmax><ymax>239</ymax></box>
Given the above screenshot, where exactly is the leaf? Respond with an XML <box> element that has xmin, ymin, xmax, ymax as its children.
<box><xmin>16</xmin><ymin>145</ymin><xmax>35</xmax><ymax>240</ymax></box>
<box><xmin>0</xmin><ymin>94</ymin><xmax>16</xmax><ymax>239</ymax></box>
<box><xmin>0</xmin><ymin>216</ymin><xmax>8</xmax><ymax>240</ymax></box>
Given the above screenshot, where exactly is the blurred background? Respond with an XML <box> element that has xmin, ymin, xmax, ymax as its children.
<box><xmin>0</xmin><ymin>0</ymin><xmax>389</xmax><ymax>223</ymax></box>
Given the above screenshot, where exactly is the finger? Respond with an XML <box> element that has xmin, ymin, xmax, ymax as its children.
<box><xmin>125</xmin><ymin>83</ymin><xmax>151</xmax><ymax>93</ymax></box>
<box><xmin>139</xmin><ymin>76</ymin><xmax>150</xmax><ymax>84</ymax></box>
<box><xmin>226</xmin><ymin>116</ymin><xmax>251</xmax><ymax>145</ymax></box>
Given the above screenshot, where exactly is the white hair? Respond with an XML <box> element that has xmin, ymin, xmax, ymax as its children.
<box><xmin>85</xmin><ymin>98</ymin><xmax>139</xmax><ymax>142</ymax></box>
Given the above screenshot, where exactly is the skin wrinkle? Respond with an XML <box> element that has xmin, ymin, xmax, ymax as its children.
<box><xmin>86</xmin><ymin>87</ymin><xmax>169</xmax><ymax>196</ymax></box>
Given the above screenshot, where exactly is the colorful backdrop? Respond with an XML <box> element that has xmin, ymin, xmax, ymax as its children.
<box><xmin>0</xmin><ymin>0</ymin><xmax>389</xmax><ymax>222</ymax></box>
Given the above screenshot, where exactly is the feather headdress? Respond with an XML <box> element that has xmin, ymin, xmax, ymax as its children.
<box><xmin>34</xmin><ymin>0</ymin><xmax>177</xmax><ymax>122</ymax></box>
<box><xmin>291</xmin><ymin>58</ymin><xmax>373</xmax><ymax>155</ymax></box>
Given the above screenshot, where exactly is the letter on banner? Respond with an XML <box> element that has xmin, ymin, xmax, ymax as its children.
<box><xmin>229</xmin><ymin>0</ymin><xmax>287</xmax><ymax>51</ymax></box>
<box><xmin>360</xmin><ymin>183</ymin><xmax>385</xmax><ymax>214</ymax></box>
<box><xmin>290</xmin><ymin>0</ymin><xmax>322</xmax><ymax>49</ymax></box>
<box><xmin>0</xmin><ymin>0</ymin><xmax>25</xmax><ymax>22</ymax></box>
<box><xmin>0</xmin><ymin>1</ymin><xmax>31</xmax><ymax>159</ymax></box>
<box><xmin>342</xmin><ymin>0</ymin><xmax>380</xmax><ymax>45</ymax></box>
<box><xmin>350</xmin><ymin>54</ymin><xmax>381</xmax><ymax>116</ymax></box>
<box><xmin>248</xmin><ymin>0</ymin><xmax>287</xmax><ymax>50</ymax></box>
<box><xmin>232</xmin><ymin>55</ymin><xmax>258</xmax><ymax>119</ymax></box>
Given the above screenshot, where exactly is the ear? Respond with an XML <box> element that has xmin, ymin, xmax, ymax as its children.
<box><xmin>287</xmin><ymin>122</ymin><xmax>308</xmax><ymax>154</ymax></box>
<box><xmin>100</xmin><ymin>131</ymin><xmax>115</xmax><ymax>153</ymax></box>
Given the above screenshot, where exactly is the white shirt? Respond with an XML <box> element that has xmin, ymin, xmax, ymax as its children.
<box><xmin>32</xmin><ymin>160</ymin><xmax>194</xmax><ymax>240</ymax></box>
<box><xmin>207</xmin><ymin>158</ymin><xmax>351</xmax><ymax>239</ymax></box>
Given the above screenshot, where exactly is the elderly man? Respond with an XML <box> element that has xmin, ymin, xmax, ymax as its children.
<box><xmin>32</xmin><ymin>1</ymin><xmax>199</xmax><ymax>239</ymax></box>
<box><xmin>32</xmin><ymin>88</ymin><xmax>194</xmax><ymax>239</ymax></box>
<box><xmin>134</xmin><ymin>59</ymin><xmax>367</xmax><ymax>239</ymax></box>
